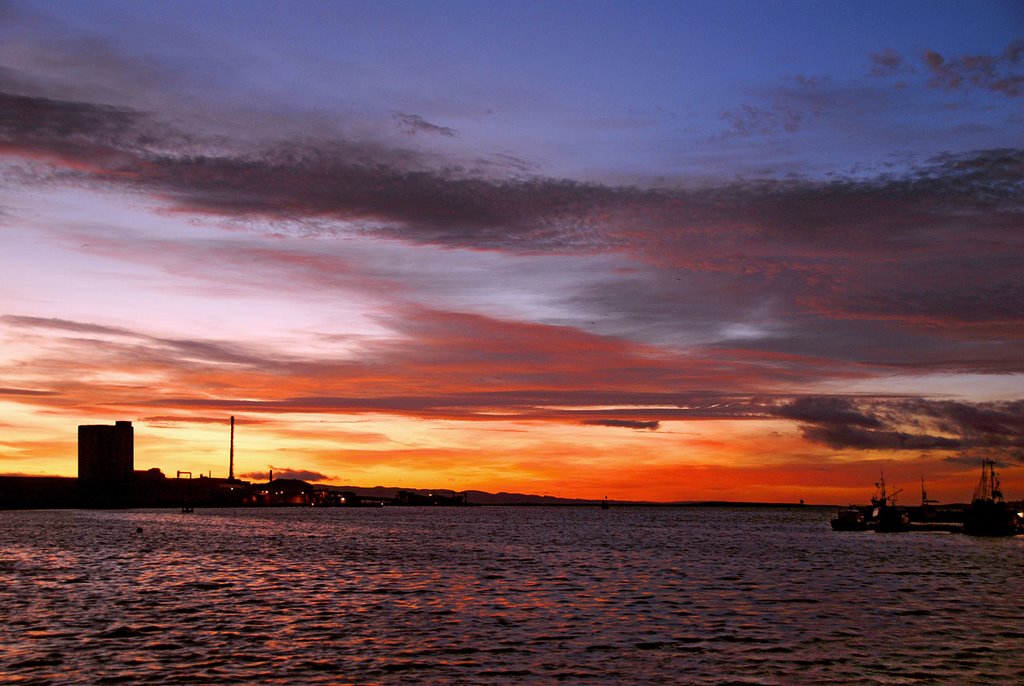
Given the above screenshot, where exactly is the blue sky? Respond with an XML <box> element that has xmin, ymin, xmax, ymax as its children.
<box><xmin>13</xmin><ymin>0</ymin><xmax>1023</xmax><ymax>179</ymax></box>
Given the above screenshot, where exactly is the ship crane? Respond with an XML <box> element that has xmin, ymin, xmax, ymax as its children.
<box><xmin>920</xmin><ymin>476</ymin><xmax>939</xmax><ymax>506</ymax></box>
<box><xmin>872</xmin><ymin>472</ymin><xmax>902</xmax><ymax>507</ymax></box>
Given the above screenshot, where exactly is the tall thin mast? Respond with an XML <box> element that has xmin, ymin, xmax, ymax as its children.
<box><xmin>229</xmin><ymin>415</ymin><xmax>235</xmax><ymax>481</ymax></box>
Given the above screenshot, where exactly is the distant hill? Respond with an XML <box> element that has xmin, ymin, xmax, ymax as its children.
<box><xmin>463</xmin><ymin>490</ymin><xmax>610</xmax><ymax>505</ymax></box>
<box><xmin>318</xmin><ymin>484</ymin><xmax>813</xmax><ymax>507</ymax></box>
<box><xmin>322</xmin><ymin>484</ymin><xmax>613</xmax><ymax>505</ymax></box>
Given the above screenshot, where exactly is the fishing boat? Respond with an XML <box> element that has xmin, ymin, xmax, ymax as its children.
<box><xmin>830</xmin><ymin>472</ymin><xmax>909</xmax><ymax>532</ymax></box>
<box><xmin>830</xmin><ymin>506</ymin><xmax>867</xmax><ymax>531</ymax></box>
<box><xmin>868</xmin><ymin>473</ymin><xmax>911</xmax><ymax>532</ymax></box>
<box><xmin>962</xmin><ymin>459</ymin><xmax>1022</xmax><ymax>536</ymax></box>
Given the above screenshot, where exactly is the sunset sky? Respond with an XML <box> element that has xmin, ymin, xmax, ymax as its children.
<box><xmin>2</xmin><ymin>0</ymin><xmax>1022</xmax><ymax>503</ymax></box>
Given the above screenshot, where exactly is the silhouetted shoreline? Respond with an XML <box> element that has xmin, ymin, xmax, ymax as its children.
<box><xmin>0</xmin><ymin>474</ymin><xmax>828</xmax><ymax>510</ymax></box>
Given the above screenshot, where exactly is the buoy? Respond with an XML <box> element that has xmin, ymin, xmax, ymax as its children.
<box><xmin>135</xmin><ymin>526</ymin><xmax>143</xmax><ymax>534</ymax></box>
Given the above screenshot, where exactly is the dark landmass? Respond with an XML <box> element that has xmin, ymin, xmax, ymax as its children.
<box><xmin>0</xmin><ymin>476</ymin><xmax>78</xmax><ymax>509</ymax></box>
<box><xmin>0</xmin><ymin>473</ymin><xmax>819</xmax><ymax>509</ymax></box>
<box><xmin>332</xmin><ymin>485</ymin><xmax>611</xmax><ymax>506</ymax></box>
<box><xmin>10</xmin><ymin>473</ymin><xmax>1008</xmax><ymax>511</ymax></box>
<box><xmin>320</xmin><ymin>485</ymin><xmax>819</xmax><ymax>507</ymax></box>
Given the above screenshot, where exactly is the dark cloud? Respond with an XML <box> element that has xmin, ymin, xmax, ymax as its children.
<box><xmin>776</xmin><ymin>396</ymin><xmax>881</xmax><ymax>428</ymax></box>
<box><xmin>869</xmin><ymin>49</ymin><xmax>906</xmax><ymax>77</ymax></box>
<box><xmin>141</xmin><ymin>149</ymin><xmax>610</xmax><ymax>238</ymax></box>
<box><xmin>792</xmin><ymin>74</ymin><xmax>832</xmax><ymax>87</ymax></box>
<box><xmin>2</xmin><ymin>313</ymin><xmax>288</xmax><ymax>371</ymax></box>
<box><xmin>941</xmin><ymin>448</ymin><xmax>1024</xmax><ymax>468</ymax></box>
<box><xmin>922</xmin><ymin>40</ymin><xmax>1024</xmax><ymax>97</ymax></box>
<box><xmin>582</xmin><ymin>419</ymin><xmax>660</xmax><ymax>430</ymax></box>
<box><xmin>394</xmin><ymin>112</ymin><xmax>457</xmax><ymax>137</ymax></box>
<box><xmin>836</xmin><ymin>267</ymin><xmax>1024</xmax><ymax>325</ymax></box>
<box><xmin>0</xmin><ymin>90</ymin><xmax>140</xmax><ymax>147</ymax></box>
<box><xmin>720</xmin><ymin>104</ymin><xmax>806</xmax><ymax>136</ymax></box>
<box><xmin>0</xmin><ymin>387</ymin><xmax>57</xmax><ymax>396</ymax></box>
<box><xmin>906</xmin><ymin>399</ymin><xmax>1024</xmax><ymax>447</ymax></box>
<box><xmin>140</xmin><ymin>415</ymin><xmax>264</xmax><ymax>427</ymax></box>
<box><xmin>775</xmin><ymin>397</ymin><xmax>1024</xmax><ymax>451</ymax></box>
<box><xmin>1</xmin><ymin>315</ymin><xmax>134</xmax><ymax>337</ymax></box>
<box><xmin>3</xmin><ymin>88</ymin><xmax>1022</xmax><ymax>247</ymax></box>
<box><xmin>801</xmin><ymin>424</ymin><xmax>960</xmax><ymax>451</ymax></box>
<box><xmin>238</xmin><ymin>467</ymin><xmax>334</xmax><ymax>483</ymax></box>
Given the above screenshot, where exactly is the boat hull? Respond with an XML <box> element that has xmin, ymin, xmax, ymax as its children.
<box><xmin>963</xmin><ymin>499</ymin><xmax>1023</xmax><ymax>536</ymax></box>
<box><xmin>830</xmin><ymin>507</ymin><xmax>868</xmax><ymax>531</ymax></box>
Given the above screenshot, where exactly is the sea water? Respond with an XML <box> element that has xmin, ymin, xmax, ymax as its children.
<box><xmin>1</xmin><ymin>506</ymin><xmax>1021</xmax><ymax>684</ymax></box>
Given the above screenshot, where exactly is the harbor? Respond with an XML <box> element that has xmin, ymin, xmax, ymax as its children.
<box><xmin>831</xmin><ymin>461</ymin><xmax>1024</xmax><ymax>536</ymax></box>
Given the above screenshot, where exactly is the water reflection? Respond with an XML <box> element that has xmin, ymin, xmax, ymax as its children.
<box><xmin>1</xmin><ymin>507</ymin><xmax>1022</xmax><ymax>684</ymax></box>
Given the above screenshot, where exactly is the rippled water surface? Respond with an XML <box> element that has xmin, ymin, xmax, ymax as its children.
<box><xmin>1</xmin><ymin>506</ymin><xmax>1022</xmax><ymax>684</ymax></box>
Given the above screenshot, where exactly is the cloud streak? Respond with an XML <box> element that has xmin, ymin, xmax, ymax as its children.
<box><xmin>582</xmin><ymin>419</ymin><xmax>661</xmax><ymax>431</ymax></box>
<box><xmin>774</xmin><ymin>396</ymin><xmax>1024</xmax><ymax>452</ymax></box>
<box><xmin>394</xmin><ymin>112</ymin><xmax>458</xmax><ymax>137</ymax></box>
<box><xmin>238</xmin><ymin>467</ymin><xmax>335</xmax><ymax>483</ymax></box>
<box><xmin>3</xmin><ymin>312</ymin><xmax>1019</xmax><ymax>457</ymax></box>
<box><xmin>5</xmin><ymin>88</ymin><xmax>1020</xmax><ymax>241</ymax></box>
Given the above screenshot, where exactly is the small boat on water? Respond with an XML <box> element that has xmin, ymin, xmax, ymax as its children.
<box><xmin>831</xmin><ymin>472</ymin><xmax>910</xmax><ymax>532</ymax></box>
<box><xmin>830</xmin><ymin>507</ymin><xmax>867</xmax><ymax>531</ymax></box>
<box><xmin>868</xmin><ymin>473</ymin><xmax>911</xmax><ymax>532</ymax></box>
<box><xmin>962</xmin><ymin>459</ymin><xmax>1022</xmax><ymax>537</ymax></box>
<box><xmin>871</xmin><ymin>502</ymin><xmax>911</xmax><ymax>532</ymax></box>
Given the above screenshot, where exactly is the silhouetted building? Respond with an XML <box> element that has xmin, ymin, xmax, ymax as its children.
<box><xmin>79</xmin><ymin>421</ymin><xmax>134</xmax><ymax>482</ymax></box>
<box><xmin>78</xmin><ymin>420</ymin><xmax>134</xmax><ymax>506</ymax></box>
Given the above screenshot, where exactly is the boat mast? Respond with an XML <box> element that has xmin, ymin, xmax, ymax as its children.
<box><xmin>920</xmin><ymin>476</ymin><xmax>938</xmax><ymax>505</ymax></box>
<box><xmin>873</xmin><ymin>471</ymin><xmax>886</xmax><ymax>506</ymax></box>
<box><xmin>971</xmin><ymin>458</ymin><xmax>1003</xmax><ymax>503</ymax></box>
<box><xmin>874</xmin><ymin>470</ymin><xmax>901</xmax><ymax>506</ymax></box>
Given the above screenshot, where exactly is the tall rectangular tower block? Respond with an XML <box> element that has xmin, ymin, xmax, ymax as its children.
<box><xmin>78</xmin><ymin>421</ymin><xmax>134</xmax><ymax>485</ymax></box>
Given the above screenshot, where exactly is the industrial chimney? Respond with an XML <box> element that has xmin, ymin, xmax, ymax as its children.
<box><xmin>229</xmin><ymin>415</ymin><xmax>235</xmax><ymax>481</ymax></box>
